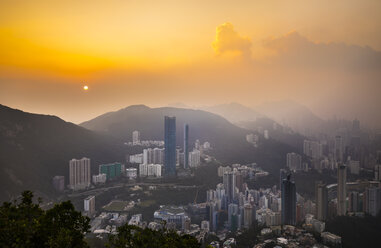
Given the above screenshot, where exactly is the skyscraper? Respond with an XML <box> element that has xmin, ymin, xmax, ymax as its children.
<box><xmin>164</xmin><ymin>116</ymin><xmax>176</xmax><ymax>176</ymax></box>
<box><xmin>365</xmin><ymin>187</ymin><xmax>381</xmax><ymax>216</ymax></box>
<box><xmin>286</xmin><ymin>152</ymin><xmax>302</xmax><ymax>171</ymax></box>
<box><xmin>280</xmin><ymin>169</ymin><xmax>287</xmax><ymax>191</ymax></box>
<box><xmin>334</xmin><ymin>135</ymin><xmax>343</xmax><ymax>163</ymax></box>
<box><xmin>184</xmin><ymin>124</ymin><xmax>189</xmax><ymax>169</ymax></box>
<box><xmin>69</xmin><ymin>157</ymin><xmax>91</xmax><ymax>190</ymax></box>
<box><xmin>243</xmin><ymin>203</ymin><xmax>253</xmax><ymax>228</ymax></box>
<box><xmin>132</xmin><ymin>130</ymin><xmax>140</xmax><ymax>145</ymax></box>
<box><xmin>315</xmin><ymin>182</ymin><xmax>328</xmax><ymax>221</ymax></box>
<box><xmin>224</xmin><ymin>171</ymin><xmax>236</xmax><ymax>204</ymax></box>
<box><xmin>281</xmin><ymin>174</ymin><xmax>296</xmax><ymax>225</ymax></box>
<box><xmin>337</xmin><ymin>164</ymin><xmax>347</xmax><ymax>216</ymax></box>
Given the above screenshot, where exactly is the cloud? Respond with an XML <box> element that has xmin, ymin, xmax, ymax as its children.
<box><xmin>263</xmin><ymin>31</ymin><xmax>381</xmax><ymax>71</ymax></box>
<box><xmin>212</xmin><ymin>23</ymin><xmax>252</xmax><ymax>58</ymax></box>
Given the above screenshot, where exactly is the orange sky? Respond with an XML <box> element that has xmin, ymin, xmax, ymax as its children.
<box><xmin>1</xmin><ymin>0</ymin><xmax>381</xmax><ymax>126</ymax></box>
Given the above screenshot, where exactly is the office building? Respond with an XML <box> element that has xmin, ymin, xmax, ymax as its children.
<box><xmin>337</xmin><ymin>165</ymin><xmax>347</xmax><ymax>216</ymax></box>
<box><xmin>69</xmin><ymin>157</ymin><xmax>91</xmax><ymax>190</ymax></box>
<box><xmin>224</xmin><ymin>171</ymin><xmax>236</xmax><ymax>204</ymax></box>
<box><xmin>218</xmin><ymin>166</ymin><xmax>231</xmax><ymax>177</ymax></box>
<box><xmin>184</xmin><ymin>124</ymin><xmax>189</xmax><ymax>169</ymax></box>
<box><xmin>164</xmin><ymin>116</ymin><xmax>176</xmax><ymax>176</ymax></box>
<box><xmin>200</xmin><ymin>220</ymin><xmax>210</xmax><ymax>231</ymax></box>
<box><xmin>142</xmin><ymin>148</ymin><xmax>164</xmax><ymax>165</ymax></box>
<box><xmin>280</xmin><ymin>169</ymin><xmax>287</xmax><ymax>191</ymax></box>
<box><xmin>303</xmin><ymin>140</ymin><xmax>323</xmax><ymax>159</ymax></box>
<box><xmin>375</xmin><ymin>164</ymin><xmax>381</xmax><ymax>181</ymax></box>
<box><xmin>189</xmin><ymin>149</ymin><xmax>201</xmax><ymax>168</ymax></box>
<box><xmin>348</xmin><ymin>191</ymin><xmax>361</xmax><ymax>213</ymax></box>
<box><xmin>84</xmin><ymin>195</ymin><xmax>95</xmax><ymax>216</ymax></box>
<box><xmin>334</xmin><ymin>136</ymin><xmax>344</xmax><ymax>162</ymax></box>
<box><xmin>315</xmin><ymin>182</ymin><xmax>328</xmax><ymax>221</ymax></box>
<box><xmin>92</xmin><ymin>173</ymin><xmax>107</xmax><ymax>184</ymax></box>
<box><xmin>244</xmin><ymin>204</ymin><xmax>253</xmax><ymax>228</ymax></box>
<box><xmin>228</xmin><ymin>203</ymin><xmax>239</xmax><ymax>231</ymax></box>
<box><xmin>348</xmin><ymin>160</ymin><xmax>360</xmax><ymax>175</ymax></box>
<box><xmin>286</xmin><ymin>153</ymin><xmax>302</xmax><ymax>171</ymax></box>
<box><xmin>365</xmin><ymin>187</ymin><xmax>381</xmax><ymax>216</ymax></box>
<box><xmin>176</xmin><ymin>147</ymin><xmax>181</xmax><ymax>166</ymax></box>
<box><xmin>99</xmin><ymin>162</ymin><xmax>122</xmax><ymax>181</ymax></box>
<box><xmin>52</xmin><ymin>176</ymin><xmax>65</xmax><ymax>192</ymax></box>
<box><xmin>281</xmin><ymin>174</ymin><xmax>296</xmax><ymax>225</ymax></box>
<box><xmin>129</xmin><ymin>153</ymin><xmax>143</xmax><ymax>164</ymax></box>
<box><xmin>153</xmin><ymin>148</ymin><xmax>165</xmax><ymax>165</ymax></box>
<box><xmin>132</xmin><ymin>130</ymin><xmax>140</xmax><ymax>145</ymax></box>
<box><xmin>139</xmin><ymin>163</ymin><xmax>162</xmax><ymax>177</ymax></box>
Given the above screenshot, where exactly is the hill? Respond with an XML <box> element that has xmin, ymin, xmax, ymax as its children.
<box><xmin>254</xmin><ymin>100</ymin><xmax>325</xmax><ymax>136</ymax></box>
<box><xmin>200</xmin><ymin>102</ymin><xmax>264</xmax><ymax>123</ymax></box>
<box><xmin>81</xmin><ymin>105</ymin><xmax>296</xmax><ymax>173</ymax></box>
<box><xmin>0</xmin><ymin>104</ymin><xmax>125</xmax><ymax>202</ymax></box>
<box><xmin>199</xmin><ymin>103</ymin><xmax>304</xmax><ymax>151</ymax></box>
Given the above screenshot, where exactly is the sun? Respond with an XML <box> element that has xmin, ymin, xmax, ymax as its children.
<box><xmin>83</xmin><ymin>85</ymin><xmax>89</xmax><ymax>91</ymax></box>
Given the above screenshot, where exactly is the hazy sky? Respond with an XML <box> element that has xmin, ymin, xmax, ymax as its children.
<box><xmin>1</xmin><ymin>0</ymin><xmax>380</xmax><ymax>126</ymax></box>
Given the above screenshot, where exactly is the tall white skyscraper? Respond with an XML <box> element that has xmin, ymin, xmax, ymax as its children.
<box><xmin>69</xmin><ymin>157</ymin><xmax>91</xmax><ymax>190</ymax></box>
<box><xmin>189</xmin><ymin>149</ymin><xmax>201</xmax><ymax>168</ymax></box>
<box><xmin>132</xmin><ymin>130</ymin><xmax>140</xmax><ymax>145</ymax></box>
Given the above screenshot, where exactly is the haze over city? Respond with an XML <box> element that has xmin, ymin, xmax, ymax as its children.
<box><xmin>1</xmin><ymin>0</ymin><xmax>381</xmax><ymax>126</ymax></box>
<box><xmin>1</xmin><ymin>1</ymin><xmax>381</xmax><ymax>248</ymax></box>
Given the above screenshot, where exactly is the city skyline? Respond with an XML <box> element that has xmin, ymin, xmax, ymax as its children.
<box><xmin>1</xmin><ymin>1</ymin><xmax>381</xmax><ymax>247</ymax></box>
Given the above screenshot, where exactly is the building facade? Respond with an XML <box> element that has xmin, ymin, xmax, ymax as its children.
<box><xmin>69</xmin><ymin>157</ymin><xmax>91</xmax><ymax>190</ymax></box>
<box><xmin>52</xmin><ymin>176</ymin><xmax>65</xmax><ymax>192</ymax></box>
<box><xmin>281</xmin><ymin>174</ymin><xmax>296</xmax><ymax>225</ymax></box>
<box><xmin>337</xmin><ymin>165</ymin><xmax>347</xmax><ymax>216</ymax></box>
<box><xmin>84</xmin><ymin>195</ymin><xmax>95</xmax><ymax>216</ymax></box>
<box><xmin>164</xmin><ymin>116</ymin><xmax>176</xmax><ymax>176</ymax></box>
<box><xmin>184</xmin><ymin>124</ymin><xmax>189</xmax><ymax>169</ymax></box>
<box><xmin>99</xmin><ymin>162</ymin><xmax>122</xmax><ymax>181</ymax></box>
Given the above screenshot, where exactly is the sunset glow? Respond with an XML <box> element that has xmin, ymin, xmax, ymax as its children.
<box><xmin>0</xmin><ymin>0</ymin><xmax>380</xmax><ymax>126</ymax></box>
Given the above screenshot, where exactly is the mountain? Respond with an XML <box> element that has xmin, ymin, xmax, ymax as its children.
<box><xmin>200</xmin><ymin>102</ymin><xmax>264</xmax><ymax>123</ymax></box>
<box><xmin>254</xmin><ymin>100</ymin><xmax>325</xmax><ymax>136</ymax></box>
<box><xmin>0</xmin><ymin>104</ymin><xmax>125</xmax><ymax>202</ymax></box>
<box><xmin>81</xmin><ymin>105</ymin><xmax>296</xmax><ymax>173</ymax></box>
<box><xmin>80</xmin><ymin>105</ymin><xmax>250</xmax><ymax>150</ymax></box>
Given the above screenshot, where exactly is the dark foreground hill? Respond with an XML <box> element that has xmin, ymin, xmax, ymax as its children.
<box><xmin>81</xmin><ymin>105</ymin><xmax>296</xmax><ymax>173</ymax></box>
<box><xmin>0</xmin><ymin>104</ymin><xmax>125</xmax><ymax>202</ymax></box>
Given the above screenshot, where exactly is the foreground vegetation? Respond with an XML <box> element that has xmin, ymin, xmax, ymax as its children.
<box><xmin>326</xmin><ymin>213</ymin><xmax>381</xmax><ymax>248</ymax></box>
<box><xmin>0</xmin><ymin>191</ymin><xmax>201</xmax><ymax>248</ymax></box>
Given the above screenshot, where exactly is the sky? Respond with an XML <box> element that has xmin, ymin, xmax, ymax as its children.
<box><xmin>0</xmin><ymin>0</ymin><xmax>381</xmax><ymax>127</ymax></box>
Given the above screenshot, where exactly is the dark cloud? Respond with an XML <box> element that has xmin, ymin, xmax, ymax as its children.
<box><xmin>263</xmin><ymin>31</ymin><xmax>381</xmax><ymax>71</ymax></box>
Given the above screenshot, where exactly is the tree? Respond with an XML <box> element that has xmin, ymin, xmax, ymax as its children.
<box><xmin>107</xmin><ymin>224</ymin><xmax>200</xmax><ymax>248</ymax></box>
<box><xmin>0</xmin><ymin>191</ymin><xmax>90</xmax><ymax>248</ymax></box>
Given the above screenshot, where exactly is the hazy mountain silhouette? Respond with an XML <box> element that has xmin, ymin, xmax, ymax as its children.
<box><xmin>200</xmin><ymin>102</ymin><xmax>264</xmax><ymax>123</ymax></box>
<box><xmin>0</xmin><ymin>104</ymin><xmax>124</xmax><ymax>202</ymax></box>
<box><xmin>81</xmin><ymin>104</ymin><xmax>296</xmax><ymax>174</ymax></box>
<box><xmin>254</xmin><ymin>100</ymin><xmax>325</xmax><ymax>136</ymax></box>
<box><xmin>80</xmin><ymin>105</ymin><xmax>251</xmax><ymax>148</ymax></box>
